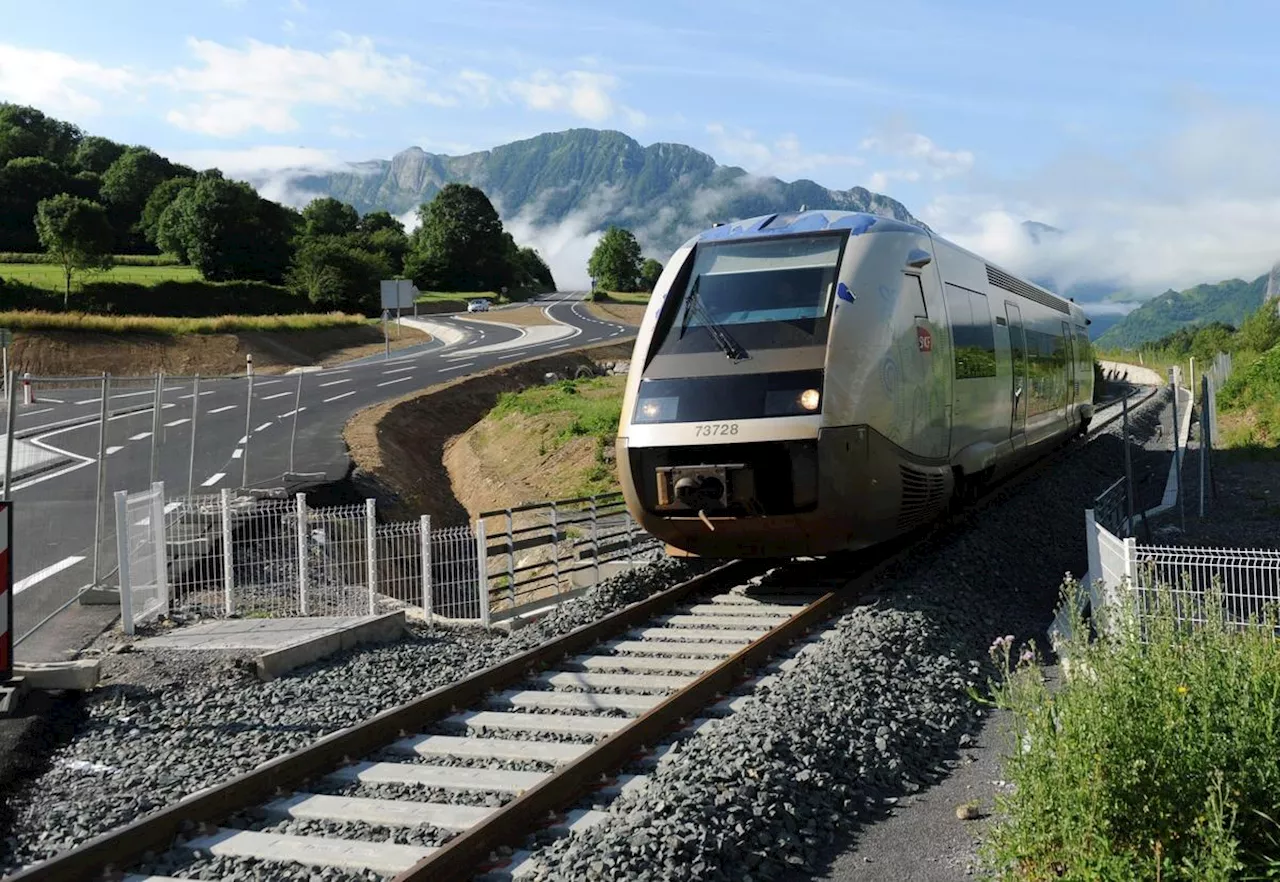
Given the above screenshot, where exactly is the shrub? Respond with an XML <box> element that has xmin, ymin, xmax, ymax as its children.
<box><xmin>980</xmin><ymin>575</ymin><xmax>1280</xmax><ymax>880</ymax></box>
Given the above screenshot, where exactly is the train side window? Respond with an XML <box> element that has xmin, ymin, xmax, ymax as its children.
<box><xmin>945</xmin><ymin>283</ymin><xmax>996</xmax><ymax>379</ymax></box>
<box><xmin>905</xmin><ymin>273</ymin><xmax>927</xmax><ymax>317</ymax></box>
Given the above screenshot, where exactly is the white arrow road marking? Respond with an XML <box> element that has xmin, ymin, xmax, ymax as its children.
<box><xmin>14</xmin><ymin>555</ymin><xmax>86</xmax><ymax>594</ymax></box>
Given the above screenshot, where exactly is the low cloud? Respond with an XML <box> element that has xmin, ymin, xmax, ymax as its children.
<box><xmin>919</xmin><ymin>98</ymin><xmax>1280</xmax><ymax>297</ymax></box>
<box><xmin>0</xmin><ymin>44</ymin><xmax>139</xmax><ymax>117</ymax></box>
<box><xmin>500</xmin><ymin>184</ymin><xmax>630</xmax><ymax>289</ymax></box>
<box><xmin>705</xmin><ymin>123</ymin><xmax>863</xmax><ymax>182</ymax></box>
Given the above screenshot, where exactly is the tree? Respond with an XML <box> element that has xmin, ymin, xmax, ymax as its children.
<box><xmin>587</xmin><ymin>226</ymin><xmax>643</xmax><ymax>293</ymax></box>
<box><xmin>139</xmin><ymin>176</ymin><xmax>196</xmax><ymax>248</ymax></box>
<box><xmin>101</xmin><ymin>147</ymin><xmax>190</xmax><ymax>251</ymax></box>
<box><xmin>405</xmin><ymin>184</ymin><xmax>513</xmax><ymax>291</ymax></box>
<box><xmin>357</xmin><ymin>211</ymin><xmax>405</xmax><ymax>236</ymax></box>
<box><xmin>34</xmin><ymin>194</ymin><xmax>114</xmax><ymax>309</ymax></box>
<box><xmin>1236</xmin><ymin>298</ymin><xmax>1280</xmax><ymax>354</ymax></box>
<box><xmin>286</xmin><ymin>236</ymin><xmax>390</xmax><ymax>313</ymax></box>
<box><xmin>639</xmin><ymin>257</ymin><xmax>663</xmax><ymax>292</ymax></box>
<box><xmin>73</xmin><ymin>135</ymin><xmax>127</xmax><ymax>174</ymax></box>
<box><xmin>0</xmin><ymin>156</ymin><xmax>73</xmax><ymax>251</ymax></box>
<box><xmin>155</xmin><ymin>175</ymin><xmax>295</xmax><ymax>283</ymax></box>
<box><xmin>302</xmin><ymin>197</ymin><xmax>359</xmax><ymax>238</ymax></box>
<box><xmin>511</xmin><ymin>246</ymin><xmax>556</xmax><ymax>292</ymax></box>
<box><xmin>0</xmin><ymin>103</ymin><xmax>82</xmax><ymax>166</ymax></box>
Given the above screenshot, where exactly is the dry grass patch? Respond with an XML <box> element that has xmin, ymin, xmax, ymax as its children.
<box><xmin>586</xmin><ymin>301</ymin><xmax>647</xmax><ymax>326</ymax></box>
<box><xmin>460</xmin><ymin>307</ymin><xmax>559</xmax><ymax>327</ymax></box>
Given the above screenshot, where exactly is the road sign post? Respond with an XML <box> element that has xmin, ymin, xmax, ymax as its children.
<box><xmin>382</xmin><ymin>310</ymin><xmax>391</xmax><ymax>360</ymax></box>
<box><xmin>0</xmin><ymin>500</ymin><xmax>11</xmax><ymax>683</ymax></box>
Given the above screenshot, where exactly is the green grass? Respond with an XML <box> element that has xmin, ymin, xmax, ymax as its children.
<box><xmin>0</xmin><ymin>262</ymin><xmax>200</xmax><ymax>289</ymax></box>
<box><xmin>592</xmin><ymin>290</ymin><xmax>652</xmax><ymax>305</ymax></box>
<box><xmin>979</xmin><ymin>575</ymin><xmax>1280</xmax><ymax>881</ymax></box>
<box><xmin>491</xmin><ymin>375</ymin><xmax>625</xmax><ymax>496</ymax></box>
<box><xmin>414</xmin><ymin>288</ymin><xmax>540</xmax><ymax>307</ymax></box>
<box><xmin>0</xmin><ymin>253</ymin><xmax>184</xmax><ymax>266</ymax></box>
<box><xmin>0</xmin><ymin>310</ymin><xmax>366</xmax><ymax>335</ymax></box>
<box><xmin>1216</xmin><ymin>345</ymin><xmax>1280</xmax><ymax>449</ymax></box>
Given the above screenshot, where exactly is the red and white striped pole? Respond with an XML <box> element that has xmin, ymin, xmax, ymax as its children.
<box><xmin>0</xmin><ymin>501</ymin><xmax>12</xmax><ymax>682</ymax></box>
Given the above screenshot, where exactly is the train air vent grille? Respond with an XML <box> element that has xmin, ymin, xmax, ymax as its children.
<box><xmin>898</xmin><ymin>465</ymin><xmax>948</xmax><ymax>530</ymax></box>
<box><xmin>986</xmin><ymin>265</ymin><xmax>1070</xmax><ymax>314</ymax></box>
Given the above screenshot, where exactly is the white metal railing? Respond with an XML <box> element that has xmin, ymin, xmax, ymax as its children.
<box><xmin>1075</xmin><ymin>514</ymin><xmax>1280</xmax><ymax>637</ymax></box>
<box><xmin>119</xmin><ymin>483</ymin><xmax>651</xmax><ymax>628</ymax></box>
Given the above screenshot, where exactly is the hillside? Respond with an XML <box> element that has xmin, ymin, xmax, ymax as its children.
<box><xmin>284</xmin><ymin>129</ymin><xmax>923</xmax><ymax>256</ymax></box>
<box><xmin>1096</xmin><ymin>274</ymin><xmax>1270</xmax><ymax>349</ymax></box>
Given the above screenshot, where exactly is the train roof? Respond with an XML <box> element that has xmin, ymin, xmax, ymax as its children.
<box><xmin>692</xmin><ymin>209</ymin><xmax>1081</xmax><ymax>320</ymax></box>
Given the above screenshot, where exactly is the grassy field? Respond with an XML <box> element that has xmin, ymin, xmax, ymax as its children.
<box><xmin>0</xmin><ymin>262</ymin><xmax>201</xmax><ymax>289</ymax></box>
<box><xmin>0</xmin><ymin>252</ymin><xmax>183</xmax><ymax>266</ymax></box>
<box><xmin>414</xmin><ymin>288</ymin><xmax>541</xmax><ymax>307</ymax></box>
<box><xmin>593</xmin><ymin>290</ymin><xmax>652</xmax><ymax>304</ymax></box>
<box><xmin>1216</xmin><ymin>345</ymin><xmax>1280</xmax><ymax>450</ymax></box>
<box><xmin>0</xmin><ymin>310</ymin><xmax>366</xmax><ymax>335</ymax></box>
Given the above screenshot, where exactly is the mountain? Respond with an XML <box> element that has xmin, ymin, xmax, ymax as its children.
<box><xmin>282</xmin><ymin>129</ymin><xmax>923</xmax><ymax>257</ymax></box>
<box><xmin>1095</xmin><ymin>274</ymin><xmax>1271</xmax><ymax>349</ymax></box>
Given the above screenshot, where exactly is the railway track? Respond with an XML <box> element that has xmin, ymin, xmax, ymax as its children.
<box><xmin>4</xmin><ymin>385</ymin><xmax>1163</xmax><ymax>882</ymax></box>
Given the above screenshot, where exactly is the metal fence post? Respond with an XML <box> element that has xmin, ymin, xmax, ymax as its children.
<box><xmin>152</xmin><ymin>481</ymin><xmax>169</xmax><ymax>617</ymax></box>
<box><xmin>365</xmin><ymin>497</ymin><xmax>377</xmax><ymax>615</ymax></box>
<box><xmin>221</xmin><ymin>487</ymin><xmax>234</xmax><ymax>616</ymax></box>
<box><xmin>1084</xmin><ymin>509</ymin><xmax>1101</xmax><ymax>599</ymax></box>
<box><xmin>504</xmin><ymin>509</ymin><xmax>515</xmax><ymax>607</ymax></box>
<box><xmin>590</xmin><ymin>497</ymin><xmax>600</xmax><ymax>586</ymax></box>
<box><xmin>92</xmin><ymin>373</ymin><xmax>110</xmax><ymax>586</ymax></box>
<box><xmin>149</xmin><ymin>371</ymin><xmax>163</xmax><ymax>487</ymax></box>
<box><xmin>420</xmin><ymin>515</ymin><xmax>432</xmax><ymax>626</ymax></box>
<box><xmin>1169</xmin><ymin>372</ymin><xmax>1185</xmax><ymax>532</ymax></box>
<box><xmin>288</xmin><ymin>372</ymin><xmax>303</xmax><ymax>475</ymax></box>
<box><xmin>296</xmin><ymin>493</ymin><xmax>309</xmax><ymax>615</ymax></box>
<box><xmin>3</xmin><ymin>370</ymin><xmax>15</xmax><ymax>499</ymax></box>
<box><xmin>187</xmin><ymin>374</ymin><xmax>200</xmax><ymax>498</ymax></box>
<box><xmin>1122</xmin><ymin>392</ymin><xmax>1134</xmax><ymax>534</ymax></box>
<box><xmin>1199</xmin><ymin>374</ymin><xmax>1208</xmax><ymax>518</ymax></box>
<box><xmin>549</xmin><ymin>502</ymin><xmax>561</xmax><ymax>594</ymax></box>
<box><xmin>474</xmin><ymin>518</ymin><xmax>490</xmax><ymax>628</ymax></box>
<box><xmin>114</xmin><ymin>490</ymin><xmax>134</xmax><ymax>635</ymax></box>
<box><xmin>241</xmin><ymin>371</ymin><xmax>255</xmax><ymax>489</ymax></box>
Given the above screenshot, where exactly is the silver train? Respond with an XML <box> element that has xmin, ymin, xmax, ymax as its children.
<box><xmin>616</xmin><ymin>209</ymin><xmax>1094</xmax><ymax>558</ymax></box>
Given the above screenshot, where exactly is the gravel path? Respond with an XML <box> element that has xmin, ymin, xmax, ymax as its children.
<box><xmin>518</xmin><ymin>393</ymin><xmax>1173</xmax><ymax>882</ymax></box>
<box><xmin>0</xmin><ymin>556</ymin><xmax>712</xmax><ymax>876</ymax></box>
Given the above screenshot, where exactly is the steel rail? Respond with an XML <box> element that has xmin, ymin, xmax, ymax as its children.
<box><xmin>2</xmin><ymin>559</ymin><xmax>761</xmax><ymax>882</ymax></box>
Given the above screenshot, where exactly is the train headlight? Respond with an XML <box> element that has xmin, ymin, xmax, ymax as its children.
<box><xmin>635</xmin><ymin>396</ymin><xmax>678</xmax><ymax>423</ymax></box>
<box><xmin>799</xmin><ymin>388</ymin><xmax>821</xmax><ymax>411</ymax></box>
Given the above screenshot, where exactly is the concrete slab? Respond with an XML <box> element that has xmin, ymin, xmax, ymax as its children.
<box><xmin>659</xmin><ymin>613</ymin><xmax>781</xmax><ymax>629</ymax></box>
<box><xmin>569</xmin><ymin>654</ymin><xmax>719</xmax><ymax>674</ymax></box>
<box><xmin>327</xmin><ymin>761</ymin><xmax>547</xmax><ymax>793</ymax></box>
<box><xmin>619</xmin><ymin>626</ymin><xmax>763</xmax><ymax>644</ymax></box>
<box><xmin>486</xmin><ymin>689</ymin><xmax>662</xmax><ymax>714</ymax></box>
<box><xmin>264</xmin><ymin>792</ymin><xmax>493</xmax><ymax>830</ymax></box>
<box><xmin>130</xmin><ymin>612</ymin><xmax>406</xmax><ymax>681</ymax></box>
<box><xmin>183</xmin><ymin>827</ymin><xmax>435</xmax><ymax>875</ymax></box>
<box><xmin>13</xmin><ymin>660</ymin><xmax>99</xmax><ymax>691</ymax></box>
<box><xmin>535</xmin><ymin>671</ymin><xmax>690</xmax><ymax>692</ymax></box>
<box><xmin>444</xmin><ymin>710</ymin><xmax>630</xmax><ymax>737</ymax></box>
<box><xmin>386</xmin><ymin>733</ymin><xmax>589</xmax><ymax>765</ymax></box>
<box><xmin>603</xmin><ymin>639</ymin><xmax>739</xmax><ymax>657</ymax></box>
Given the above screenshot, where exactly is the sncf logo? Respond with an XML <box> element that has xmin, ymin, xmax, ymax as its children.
<box><xmin>917</xmin><ymin>326</ymin><xmax>933</xmax><ymax>353</ymax></box>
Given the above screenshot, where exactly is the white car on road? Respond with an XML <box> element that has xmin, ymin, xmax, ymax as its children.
<box><xmin>467</xmin><ymin>298</ymin><xmax>491</xmax><ymax>313</ymax></box>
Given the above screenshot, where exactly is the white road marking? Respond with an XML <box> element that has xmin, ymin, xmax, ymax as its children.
<box><xmin>254</xmin><ymin>422</ymin><xmax>272</xmax><ymax>432</ymax></box>
<box><xmin>255</xmin><ymin>379</ymin><xmax>282</xmax><ymax>387</ymax></box>
<box><xmin>129</xmin><ymin>432</ymin><xmax>152</xmax><ymax>441</ymax></box>
<box><xmin>439</xmin><ymin>362</ymin><xmax>475</xmax><ymax>373</ymax></box>
<box><xmin>279</xmin><ymin>407</ymin><xmax>307</xmax><ymax>418</ymax></box>
<box><xmin>165</xmin><ymin>418</ymin><xmax>190</xmax><ymax>427</ymax></box>
<box><xmin>238</xmin><ymin>435</ymin><xmax>248</xmax><ymax>444</ymax></box>
<box><xmin>21</xmin><ymin>408</ymin><xmax>54</xmax><ymax>417</ymax></box>
<box><xmin>319</xmin><ymin>379</ymin><xmax>351</xmax><ymax>388</ymax></box>
<box><xmin>105</xmin><ymin>445</ymin><xmax>124</xmax><ymax>455</ymax></box>
<box><xmin>134</xmin><ymin>502</ymin><xmax>181</xmax><ymax>527</ymax></box>
<box><xmin>377</xmin><ymin>376</ymin><xmax>413</xmax><ymax>387</ymax></box>
<box><xmin>36</xmin><ymin>398</ymin><xmax>64</xmax><ymax>404</ymax></box>
<box><xmin>75</xmin><ymin>390</ymin><xmax>154</xmax><ymax>405</ymax></box>
<box><xmin>208</xmin><ymin>405</ymin><xmax>236</xmax><ymax>414</ymax></box>
<box><xmin>323</xmin><ymin>390</ymin><xmax>356</xmax><ymax>403</ymax></box>
<box><xmin>261</xmin><ymin>391</ymin><xmax>291</xmax><ymax>401</ymax></box>
<box><xmin>202</xmin><ymin>472</ymin><xmax>225</xmax><ymax>487</ymax></box>
<box><xmin>14</xmin><ymin>555</ymin><xmax>86</xmax><ymax>594</ymax></box>
<box><xmin>497</xmin><ymin>352</ymin><xmax>527</xmax><ymax>360</ymax></box>
<box><xmin>232</xmin><ymin>448</ymin><xmax>243</xmax><ymax>459</ymax></box>
<box><xmin>383</xmin><ymin>366</ymin><xmax>415</xmax><ymax>375</ymax></box>
<box><xmin>180</xmin><ymin>391</ymin><xmax>217</xmax><ymax>399</ymax></box>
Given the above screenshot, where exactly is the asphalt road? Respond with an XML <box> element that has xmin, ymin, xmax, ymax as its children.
<box><xmin>7</xmin><ymin>291</ymin><xmax>636</xmax><ymax>661</ymax></box>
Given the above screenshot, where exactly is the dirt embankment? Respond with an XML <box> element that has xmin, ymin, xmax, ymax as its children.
<box><xmin>344</xmin><ymin>341</ymin><xmax>633</xmax><ymax>525</ymax></box>
<box><xmin>9</xmin><ymin>324</ymin><xmax>430</xmax><ymax>377</ymax></box>
<box><xmin>586</xmin><ymin>301</ymin><xmax>647</xmax><ymax>326</ymax></box>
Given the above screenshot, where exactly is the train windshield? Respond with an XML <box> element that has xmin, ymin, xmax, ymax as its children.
<box><xmin>652</xmin><ymin>233</ymin><xmax>844</xmax><ymax>356</ymax></box>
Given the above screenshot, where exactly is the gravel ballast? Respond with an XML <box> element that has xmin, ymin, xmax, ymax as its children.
<box><xmin>520</xmin><ymin>391</ymin><xmax>1175</xmax><ymax>881</ymax></box>
<box><xmin>0</xmin><ymin>555</ymin><xmax>711</xmax><ymax>876</ymax></box>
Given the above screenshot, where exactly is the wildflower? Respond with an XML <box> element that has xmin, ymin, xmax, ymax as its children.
<box><xmin>1176</xmin><ymin>684</ymin><xmax>1189</xmax><ymax>696</ymax></box>
<box><xmin>1020</xmin><ymin>649</ymin><xmax>1035</xmax><ymax>665</ymax></box>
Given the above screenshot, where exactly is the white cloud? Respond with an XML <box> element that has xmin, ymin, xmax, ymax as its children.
<box><xmin>704</xmin><ymin>123</ymin><xmax>863</xmax><ymax>182</ymax></box>
<box><xmin>501</xmin><ymin>184</ymin><xmax>625</xmax><ymax>289</ymax></box>
<box><xmin>860</xmin><ymin>120</ymin><xmax>975</xmax><ymax>180</ymax></box>
<box><xmin>166</xmin><ymin>144</ymin><xmax>346</xmax><ymax>175</ymax></box>
<box><xmin>163</xmin><ymin>35</ymin><xmax>450</xmax><ymax>137</ymax></box>
<box><xmin>0</xmin><ymin>44</ymin><xmax>139</xmax><ymax>117</ymax></box>
<box><xmin>917</xmin><ymin>99</ymin><xmax>1280</xmax><ymax>297</ymax></box>
<box><xmin>507</xmin><ymin>69</ymin><xmax>644</xmax><ymax>126</ymax></box>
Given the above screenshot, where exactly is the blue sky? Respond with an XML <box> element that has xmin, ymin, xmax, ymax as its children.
<box><xmin>1</xmin><ymin>0</ymin><xmax>1278</xmax><ymax>297</ymax></box>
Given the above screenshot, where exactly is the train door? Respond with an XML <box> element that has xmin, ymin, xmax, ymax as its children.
<box><xmin>1006</xmin><ymin>303</ymin><xmax>1027</xmax><ymax>444</ymax></box>
<box><xmin>1061</xmin><ymin>320</ymin><xmax>1076</xmax><ymax>422</ymax></box>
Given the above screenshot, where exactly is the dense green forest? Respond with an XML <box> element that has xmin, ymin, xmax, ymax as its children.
<box><xmin>1095</xmin><ymin>273</ymin><xmax>1270</xmax><ymax>349</ymax></box>
<box><xmin>0</xmin><ymin>103</ymin><xmax>555</xmax><ymax>316</ymax></box>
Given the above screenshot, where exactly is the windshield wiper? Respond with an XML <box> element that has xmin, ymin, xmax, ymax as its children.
<box><xmin>679</xmin><ymin>275</ymin><xmax>749</xmax><ymax>362</ymax></box>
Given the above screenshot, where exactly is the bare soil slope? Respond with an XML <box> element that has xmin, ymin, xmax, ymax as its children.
<box><xmin>344</xmin><ymin>342</ymin><xmax>632</xmax><ymax>525</ymax></box>
<box><xmin>9</xmin><ymin>325</ymin><xmax>429</xmax><ymax>377</ymax></box>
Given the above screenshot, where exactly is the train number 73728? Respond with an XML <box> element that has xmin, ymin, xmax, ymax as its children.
<box><xmin>693</xmin><ymin>422</ymin><xmax>739</xmax><ymax>437</ymax></box>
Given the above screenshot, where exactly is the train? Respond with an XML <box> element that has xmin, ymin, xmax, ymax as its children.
<box><xmin>615</xmin><ymin>209</ymin><xmax>1094</xmax><ymax>558</ymax></box>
